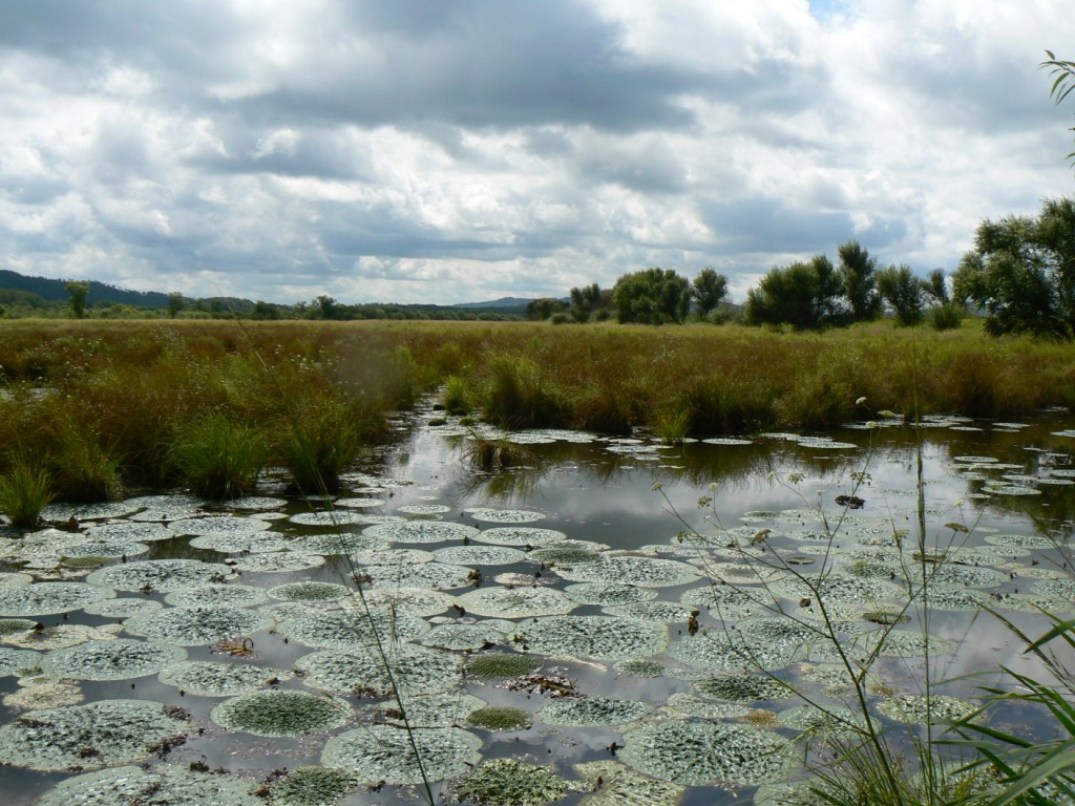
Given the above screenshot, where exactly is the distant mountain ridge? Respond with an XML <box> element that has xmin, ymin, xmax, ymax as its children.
<box><xmin>452</xmin><ymin>296</ymin><xmax>534</xmax><ymax>310</ymax></box>
<box><xmin>0</xmin><ymin>269</ymin><xmax>538</xmax><ymax>312</ymax></box>
<box><xmin>0</xmin><ymin>269</ymin><xmax>172</xmax><ymax>308</ymax></box>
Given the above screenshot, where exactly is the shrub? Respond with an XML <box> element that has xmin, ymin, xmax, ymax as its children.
<box><xmin>928</xmin><ymin>302</ymin><xmax>964</xmax><ymax>331</ymax></box>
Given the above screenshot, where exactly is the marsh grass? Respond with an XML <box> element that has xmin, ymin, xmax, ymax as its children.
<box><xmin>2</xmin><ymin>318</ymin><xmax>1075</xmax><ymax>493</ymax></box>
<box><xmin>950</xmin><ymin>610</ymin><xmax>1075</xmax><ymax>803</ymax></box>
<box><xmin>0</xmin><ymin>459</ymin><xmax>54</xmax><ymax>528</ymax></box>
<box><xmin>46</xmin><ymin>418</ymin><xmax>122</xmax><ymax>502</ymax></box>
<box><xmin>169</xmin><ymin>414</ymin><xmax>265</xmax><ymax>500</ymax></box>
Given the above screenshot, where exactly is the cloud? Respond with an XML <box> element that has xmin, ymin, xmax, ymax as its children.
<box><xmin>0</xmin><ymin>0</ymin><xmax>1073</xmax><ymax>304</ymax></box>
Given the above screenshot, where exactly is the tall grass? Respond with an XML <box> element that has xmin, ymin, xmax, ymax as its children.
<box><xmin>0</xmin><ymin>459</ymin><xmax>54</xmax><ymax>528</ymax></box>
<box><xmin>3</xmin><ymin>318</ymin><xmax>1075</xmax><ymax>497</ymax></box>
<box><xmin>169</xmin><ymin>414</ymin><xmax>266</xmax><ymax>499</ymax></box>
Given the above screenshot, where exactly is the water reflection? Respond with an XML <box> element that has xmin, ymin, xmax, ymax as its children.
<box><xmin>3</xmin><ymin>411</ymin><xmax>1075</xmax><ymax>804</ymax></box>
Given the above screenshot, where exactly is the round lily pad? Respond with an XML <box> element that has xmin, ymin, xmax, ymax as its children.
<box><xmin>877</xmin><ymin>694</ymin><xmax>979</xmax><ymax>724</ymax></box>
<box><xmin>269</xmin><ymin>581</ymin><xmax>352</xmax><ymax>602</ymax></box>
<box><xmin>355</xmin><ymin>587</ymin><xmax>456</xmax><ymax>617</ymax></box>
<box><xmin>454</xmin><ymin>758</ymin><xmax>566</xmax><ymax>805</ymax></box>
<box><xmin>188</xmin><ymin>531</ymin><xmax>290</xmax><ymax>553</ymax></box>
<box><xmin>564</xmin><ymin>583</ymin><xmax>657</xmax><ymax>605</ymax></box>
<box><xmin>288</xmin><ymin>510</ymin><xmax>373</xmax><ymax>527</ymax></box>
<box><xmin>555</xmin><ymin>555</ymin><xmax>702</xmax><ymax>588</ymax></box>
<box><xmin>538</xmin><ymin>696</ymin><xmax>650</xmax><ymax>726</ymax></box>
<box><xmin>466</xmin><ymin>652</ymin><xmax>542</xmax><ymax>678</ymax></box>
<box><xmin>362</xmin><ymin>520</ymin><xmax>479</xmax><ymax>544</ymax></box>
<box><xmin>169</xmin><ymin>515</ymin><xmax>271</xmax><ymax>536</ymax></box>
<box><xmin>518</xmin><ymin>615</ymin><xmax>668</xmax><ymax>661</ymax></box>
<box><xmin>3</xmin><ymin>677</ymin><xmax>84</xmax><ymax>711</ymax></box>
<box><xmin>287</xmin><ymin>532</ymin><xmax>386</xmax><ymax>555</ymax></box>
<box><xmin>466</xmin><ymin>705</ymin><xmax>532</xmax><ymax>731</ymax></box>
<box><xmin>42</xmin><ymin>638</ymin><xmax>186</xmax><ymax>680</ymax></box>
<box><xmin>277</xmin><ymin>608</ymin><xmax>429</xmax><ymax>649</ymax></box>
<box><xmin>321</xmin><ymin>725</ymin><xmax>482</xmax><ymax>785</ymax></box>
<box><xmin>34</xmin><ymin>763</ymin><xmax>265</xmax><ymax>806</ymax></box>
<box><xmin>359</xmin><ymin>562</ymin><xmax>474</xmax><ymax>590</ymax></box>
<box><xmin>419</xmin><ymin>620</ymin><xmax>513</xmax><ymax>651</ymax></box>
<box><xmin>0</xmin><ymin>698</ymin><xmax>190</xmax><ymax>771</ymax></box>
<box><xmin>471</xmin><ymin>526</ymin><xmax>566</xmax><ymax>547</ymax></box>
<box><xmin>456</xmin><ymin>586</ymin><xmax>576</xmax><ymax>618</ymax></box>
<box><xmin>211</xmin><ymin>689</ymin><xmax>351</xmax><ymax>737</ymax></box>
<box><xmin>0</xmin><ymin>581</ymin><xmax>115</xmax><ymax>616</ymax></box>
<box><xmin>87</xmin><ymin>559</ymin><xmax>233</xmax><ymax>593</ymax></box>
<box><xmin>295</xmin><ymin>644</ymin><xmax>462</xmax><ymax>697</ymax></box>
<box><xmin>163</xmin><ymin>584</ymin><xmax>267</xmax><ymax>608</ymax></box>
<box><xmin>573</xmin><ymin>760</ymin><xmax>685</xmax><ymax>806</ymax></box>
<box><xmin>619</xmin><ymin>719</ymin><xmax>795</xmax><ymax>786</ymax></box>
<box><xmin>82</xmin><ymin>597</ymin><xmax>163</xmax><ymax>619</ymax></box>
<box><xmin>433</xmin><ymin>545</ymin><xmax>529</xmax><ymax>566</ymax></box>
<box><xmin>158</xmin><ymin>660</ymin><xmax>294</xmax><ymax>697</ymax></box>
<box><xmin>125</xmin><ymin>605</ymin><xmax>272</xmax><ymax>646</ymax></box>
<box><xmin>270</xmin><ymin>767</ymin><xmax>360</xmax><ymax>806</ymax></box>
<box><xmin>465</xmin><ymin>508</ymin><xmax>546</xmax><ymax>524</ymax></box>
<box><xmin>231</xmin><ymin>552</ymin><xmax>325</xmax><ymax>573</ymax></box>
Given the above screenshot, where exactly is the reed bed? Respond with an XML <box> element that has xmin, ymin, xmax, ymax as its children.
<box><xmin>1</xmin><ymin>318</ymin><xmax>1074</xmax><ymax>504</ymax></box>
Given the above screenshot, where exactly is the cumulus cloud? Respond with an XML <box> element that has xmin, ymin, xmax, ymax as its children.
<box><xmin>0</xmin><ymin>0</ymin><xmax>1073</xmax><ymax>303</ymax></box>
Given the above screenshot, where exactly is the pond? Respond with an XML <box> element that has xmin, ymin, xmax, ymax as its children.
<box><xmin>2</xmin><ymin>403</ymin><xmax>1075</xmax><ymax>805</ymax></box>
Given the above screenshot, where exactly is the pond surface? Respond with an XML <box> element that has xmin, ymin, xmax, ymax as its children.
<box><xmin>3</xmin><ymin>406</ymin><xmax>1075</xmax><ymax>805</ymax></box>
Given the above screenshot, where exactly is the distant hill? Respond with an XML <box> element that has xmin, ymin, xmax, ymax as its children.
<box><xmin>452</xmin><ymin>297</ymin><xmax>536</xmax><ymax>311</ymax></box>
<box><xmin>0</xmin><ymin>269</ymin><xmax>172</xmax><ymax>309</ymax></box>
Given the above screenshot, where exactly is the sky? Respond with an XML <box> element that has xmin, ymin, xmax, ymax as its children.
<box><xmin>1</xmin><ymin>0</ymin><xmax>1074</xmax><ymax>306</ymax></box>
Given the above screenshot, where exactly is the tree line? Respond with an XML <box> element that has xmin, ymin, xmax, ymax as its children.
<box><xmin>525</xmin><ymin>192</ymin><xmax>1075</xmax><ymax>339</ymax></box>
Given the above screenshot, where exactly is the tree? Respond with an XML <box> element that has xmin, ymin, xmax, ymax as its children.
<box><xmin>691</xmin><ymin>267</ymin><xmax>728</xmax><ymax>321</ymax></box>
<box><xmin>568</xmin><ymin>283</ymin><xmax>610</xmax><ymax>322</ymax></box>
<box><xmin>837</xmin><ymin>241</ymin><xmax>881</xmax><ymax>322</ymax></box>
<box><xmin>952</xmin><ymin>197</ymin><xmax>1075</xmax><ymax>338</ymax></box>
<box><xmin>921</xmin><ymin>268</ymin><xmax>950</xmax><ymax>305</ymax></box>
<box><xmin>1043</xmin><ymin>51</ymin><xmax>1075</xmax><ymax>167</ymax></box>
<box><xmin>744</xmin><ymin>254</ymin><xmax>843</xmax><ymax>330</ymax></box>
<box><xmin>876</xmin><ymin>265</ymin><xmax>924</xmax><ymax>326</ymax></box>
<box><xmin>612</xmin><ymin>268</ymin><xmax>692</xmax><ymax>325</ymax></box>
<box><xmin>526</xmin><ymin>298</ymin><xmax>567</xmax><ymax>321</ymax></box>
<box><xmin>167</xmin><ymin>291</ymin><xmax>185</xmax><ymax>319</ymax></box>
<box><xmin>65</xmin><ymin>281</ymin><xmax>89</xmax><ymax>319</ymax></box>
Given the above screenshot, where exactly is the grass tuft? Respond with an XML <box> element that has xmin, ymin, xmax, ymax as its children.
<box><xmin>0</xmin><ymin>459</ymin><xmax>54</xmax><ymax>528</ymax></box>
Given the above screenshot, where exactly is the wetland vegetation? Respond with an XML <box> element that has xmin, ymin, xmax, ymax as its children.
<box><xmin>2</xmin><ymin>319</ymin><xmax>1075</xmax><ymax>804</ymax></box>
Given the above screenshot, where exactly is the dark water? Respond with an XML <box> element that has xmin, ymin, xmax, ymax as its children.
<box><xmin>3</xmin><ymin>408</ymin><xmax>1075</xmax><ymax>804</ymax></box>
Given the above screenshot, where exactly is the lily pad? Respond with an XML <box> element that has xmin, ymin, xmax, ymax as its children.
<box><xmin>454</xmin><ymin>758</ymin><xmax>566</xmax><ymax>805</ymax></box>
<box><xmin>321</xmin><ymin>725</ymin><xmax>482</xmax><ymax>785</ymax></box>
<box><xmin>295</xmin><ymin>644</ymin><xmax>462</xmax><ymax>697</ymax></box>
<box><xmin>362</xmin><ymin>520</ymin><xmax>479</xmax><ymax>544</ymax></box>
<box><xmin>125</xmin><ymin>605</ymin><xmax>272</xmax><ymax>646</ymax></box>
<box><xmin>42</xmin><ymin>638</ymin><xmax>186</xmax><ymax>680</ymax></box>
<box><xmin>456</xmin><ymin>586</ymin><xmax>577</xmax><ymax>618</ymax></box>
<box><xmin>0</xmin><ymin>698</ymin><xmax>190</xmax><ymax>771</ymax></box>
<box><xmin>555</xmin><ymin>555</ymin><xmax>702</xmax><ymax>588</ymax></box>
<box><xmin>0</xmin><ymin>581</ymin><xmax>115</xmax><ymax>616</ymax></box>
<box><xmin>471</xmin><ymin>526</ymin><xmax>567</xmax><ymax>547</ymax></box>
<box><xmin>539</xmin><ymin>696</ymin><xmax>650</xmax><ymax>726</ymax></box>
<box><xmin>619</xmin><ymin>719</ymin><xmax>795</xmax><ymax>786</ymax></box>
<box><xmin>158</xmin><ymin>660</ymin><xmax>294</xmax><ymax>697</ymax></box>
<box><xmin>210</xmin><ymin>689</ymin><xmax>351</xmax><ymax>737</ymax></box>
<box><xmin>34</xmin><ymin>763</ymin><xmax>264</xmax><ymax>806</ymax></box>
<box><xmin>87</xmin><ymin>559</ymin><xmax>233</xmax><ymax>593</ymax></box>
<box><xmin>163</xmin><ymin>584</ymin><xmax>267</xmax><ymax>608</ymax></box>
<box><xmin>518</xmin><ymin>615</ymin><xmax>668</xmax><ymax>661</ymax></box>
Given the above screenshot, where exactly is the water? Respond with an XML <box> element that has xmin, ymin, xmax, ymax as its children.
<box><xmin>2</xmin><ymin>408</ymin><xmax>1074</xmax><ymax>804</ymax></box>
